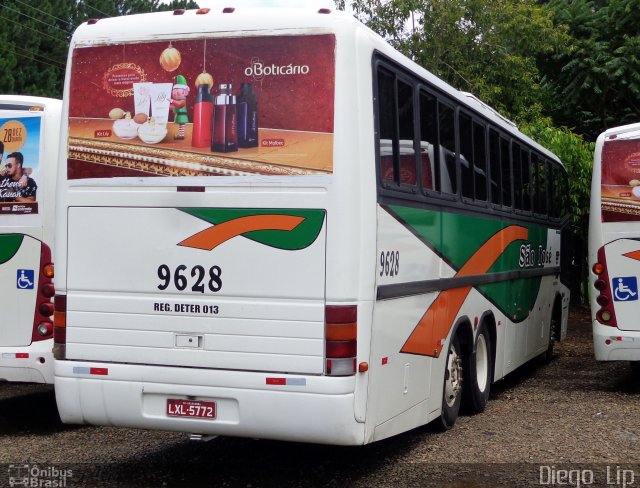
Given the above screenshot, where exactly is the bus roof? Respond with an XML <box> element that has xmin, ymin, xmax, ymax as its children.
<box><xmin>0</xmin><ymin>95</ymin><xmax>60</xmax><ymax>107</ymax></box>
<box><xmin>598</xmin><ymin>122</ymin><xmax>640</xmax><ymax>141</ymax></box>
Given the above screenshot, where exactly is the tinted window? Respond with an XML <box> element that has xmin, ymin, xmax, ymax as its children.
<box><xmin>500</xmin><ymin>137</ymin><xmax>512</xmax><ymax>207</ymax></box>
<box><xmin>489</xmin><ymin>130</ymin><xmax>501</xmax><ymax>205</ymax></box>
<box><xmin>397</xmin><ymin>80</ymin><xmax>416</xmax><ymax>186</ymax></box>
<box><xmin>459</xmin><ymin>112</ymin><xmax>473</xmax><ymax>199</ymax></box>
<box><xmin>521</xmin><ymin>147</ymin><xmax>531</xmax><ymax>212</ymax></box>
<box><xmin>512</xmin><ymin>143</ymin><xmax>522</xmax><ymax>210</ymax></box>
<box><xmin>377</xmin><ymin>68</ymin><xmax>395</xmax><ymax>184</ymax></box>
<box><xmin>419</xmin><ymin>90</ymin><xmax>438</xmax><ymax>191</ymax></box>
<box><xmin>474</xmin><ymin>121</ymin><xmax>487</xmax><ymax>201</ymax></box>
<box><xmin>439</xmin><ymin>102</ymin><xmax>456</xmax><ymax>194</ymax></box>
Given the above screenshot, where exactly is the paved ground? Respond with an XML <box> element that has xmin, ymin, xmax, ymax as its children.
<box><xmin>1</xmin><ymin>306</ymin><xmax>639</xmax><ymax>487</ymax></box>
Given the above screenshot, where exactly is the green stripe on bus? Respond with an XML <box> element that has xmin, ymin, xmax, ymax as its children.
<box><xmin>0</xmin><ymin>235</ymin><xmax>24</xmax><ymax>265</ymax></box>
<box><xmin>180</xmin><ymin>208</ymin><xmax>326</xmax><ymax>250</ymax></box>
<box><xmin>388</xmin><ymin>205</ymin><xmax>547</xmax><ymax>321</ymax></box>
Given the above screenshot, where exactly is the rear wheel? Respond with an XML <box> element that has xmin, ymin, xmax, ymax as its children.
<box><xmin>541</xmin><ymin>313</ymin><xmax>557</xmax><ymax>365</ymax></box>
<box><xmin>439</xmin><ymin>334</ymin><xmax>462</xmax><ymax>430</ymax></box>
<box><xmin>462</xmin><ymin>325</ymin><xmax>492</xmax><ymax>414</ymax></box>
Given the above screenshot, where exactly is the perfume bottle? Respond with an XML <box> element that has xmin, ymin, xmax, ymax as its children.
<box><xmin>237</xmin><ymin>83</ymin><xmax>258</xmax><ymax>148</ymax></box>
<box><xmin>192</xmin><ymin>83</ymin><xmax>213</xmax><ymax>148</ymax></box>
<box><xmin>211</xmin><ymin>83</ymin><xmax>237</xmax><ymax>153</ymax></box>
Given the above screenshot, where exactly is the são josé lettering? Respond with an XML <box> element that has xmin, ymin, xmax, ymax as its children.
<box><xmin>154</xmin><ymin>302</ymin><xmax>219</xmax><ymax>314</ymax></box>
<box><xmin>519</xmin><ymin>242</ymin><xmax>555</xmax><ymax>268</ymax></box>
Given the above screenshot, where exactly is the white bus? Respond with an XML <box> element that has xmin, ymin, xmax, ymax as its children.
<box><xmin>53</xmin><ymin>7</ymin><xmax>570</xmax><ymax>445</ymax></box>
<box><xmin>589</xmin><ymin>122</ymin><xmax>640</xmax><ymax>370</ymax></box>
<box><xmin>0</xmin><ymin>95</ymin><xmax>61</xmax><ymax>384</ymax></box>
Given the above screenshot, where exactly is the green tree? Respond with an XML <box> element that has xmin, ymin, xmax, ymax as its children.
<box><xmin>344</xmin><ymin>0</ymin><xmax>568</xmax><ymax>121</ymax></box>
<box><xmin>0</xmin><ymin>0</ymin><xmax>199</xmax><ymax>98</ymax></box>
<box><xmin>543</xmin><ymin>0</ymin><xmax>640</xmax><ymax>140</ymax></box>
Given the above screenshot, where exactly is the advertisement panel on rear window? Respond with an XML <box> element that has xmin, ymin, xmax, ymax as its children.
<box><xmin>67</xmin><ymin>34</ymin><xmax>335</xmax><ymax>180</ymax></box>
<box><xmin>601</xmin><ymin>139</ymin><xmax>640</xmax><ymax>221</ymax></box>
<box><xmin>0</xmin><ymin>113</ymin><xmax>41</xmax><ymax>215</ymax></box>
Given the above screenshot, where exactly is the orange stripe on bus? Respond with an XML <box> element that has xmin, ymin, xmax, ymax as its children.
<box><xmin>178</xmin><ymin>214</ymin><xmax>305</xmax><ymax>251</ymax></box>
<box><xmin>623</xmin><ymin>250</ymin><xmax>640</xmax><ymax>261</ymax></box>
<box><xmin>400</xmin><ymin>225</ymin><xmax>529</xmax><ymax>357</ymax></box>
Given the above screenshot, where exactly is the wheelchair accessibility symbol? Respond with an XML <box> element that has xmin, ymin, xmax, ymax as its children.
<box><xmin>613</xmin><ymin>276</ymin><xmax>638</xmax><ymax>302</ymax></box>
<box><xmin>16</xmin><ymin>269</ymin><xmax>35</xmax><ymax>290</ymax></box>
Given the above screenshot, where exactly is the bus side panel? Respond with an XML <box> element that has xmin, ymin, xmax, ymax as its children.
<box><xmin>0</xmin><ymin>234</ymin><xmax>41</xmax><ymax>347</ymax></box>
<box><xmin>369</xmin><ymin>205</ymin><xmax>442</xmax><ymax>435</ymax></box>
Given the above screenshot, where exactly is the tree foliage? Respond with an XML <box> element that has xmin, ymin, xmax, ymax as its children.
<box><xmin>520</xmin><ymin>120</ymin><xmax>594</xmax><ymax>231</ymax></box>
<box><xmin>0</xmin><ymin>0</ymin><xmax>199</xmax><ymax>98</ymax></box>
<box><xmin>542</xmin><ymin>0</ymin><xmax>640</xmax><ymax>140</ymax></box>
<box><xmin>346</xmin><ymin>0</ymin><xmax>568</xmax><ymax>121</ymax></box>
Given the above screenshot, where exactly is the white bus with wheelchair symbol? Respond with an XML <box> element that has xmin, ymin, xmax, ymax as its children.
<box><xmin>590</xmin><ymin>123</ymin><xmax>640</xmax><ymax>371</ymax></box>
<box><xmin>0</xmin><ymin>96</ymin><xmax>61</xmax><ymax>384</ymax></box>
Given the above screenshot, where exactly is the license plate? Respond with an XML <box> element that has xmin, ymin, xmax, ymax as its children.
<box><xmin>166</xmin><ymin>399</ymin><xmax>216</xmax><ymax>419</ymax></box>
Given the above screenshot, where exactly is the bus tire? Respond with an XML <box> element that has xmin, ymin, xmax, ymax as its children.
<box><xmin>462</xmin><ymin>324</ymin><xmax>492</xmax><ymax>414</ymax></box>
<box><xmin>439</xmin><ymin>334</ymin><xmax>462</xmax><ymax>430</ymax></box>
<box><xmin>541</xmin><ymin>304</ymin><xmax>559</xmax><ymax>365</ymax></box>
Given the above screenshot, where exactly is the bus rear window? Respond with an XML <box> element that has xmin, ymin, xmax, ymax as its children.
<box><xmin>601</xmin><ymin>139</ymin><xmax>640</xmax><ymax>222</ymax></box>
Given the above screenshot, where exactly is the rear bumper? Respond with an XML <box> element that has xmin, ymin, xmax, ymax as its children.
<box><xmin>55</xmin><ymin>360</ymin><xmax>365</xmax><ymax>445</ymax></box>
<box><xmin>593</xmin><ymin>321</ymin><xmax>640</xmax><ymax>361</ymax></box>
<box><xmin>0</xmin><ymin>339</ymin><xmax>54</xmax><ymax>384</ymax></box>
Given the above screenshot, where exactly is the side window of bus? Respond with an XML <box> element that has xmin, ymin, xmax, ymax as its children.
<box><xmin>377</xmin><ymin>68</ymin><xmax>395</xmax><ymax>184</ymax></box>
<box><xmin>512</xmin><ymin>142</ymin><xmax>523</xmax><ymax>210</ymax></box>
<box><xmin>531</xmin><ymin>153</ymin><xmax>540</xmax><ymax>214</ymax></box>
<box><xmin>439</xmin><ymin>102</ymin><xmax>456</xmax><ymax>194</ymax></box>
<box><xmin>419</xmin><ymin>90</ymin><xmax>437</xmax><ymax>192</ymax></box>
<box><xmin>489</xmin><ymin>129</ymin><xmax>501</xmax><ymax>205</ymax></box>
<box><xmin>500</xmin><ymin>137</ymin><xmax>512</xmax><ymax>208</ymax></box>
<box><xmin>550</xmin><ymin>163</ymin><xmax>561</xmax><ymax>218</ymax></box>
<box><xmin>459</xmin><ymin>112</ymin><xmax>473</xmax><ymax>199</ymax></box>
<box><xmin>520</xmin><ymin>147</ymin><xmax>532</xmax><ymax>212</ymax></box>
<box><xmin>397</xmin><ymin>80</ymin><xmax>416</xmax><ymax>187</ymax></box>
<box><xmin>458</xmin><ymin>112</ymin><xmax>473</xmax><ymax>198</ymax></box>
<box><xmin>459</xmin><ymin>114</ymin><xmax>487</xmax><ymax>202</ymax></box>
<box><xmin>474</xmin><ymin>121</ymin><xmax>487</xmax><ymax>201</ymax></box>
<box><xmin>534</xmin><ymin>157</ymin><xmax>548</xmax><ymax>216</ymax></box>
<box><xmin>561</xmin><ymin>170</ymin><xmax>570</xmax><ymax>217</ymax></box>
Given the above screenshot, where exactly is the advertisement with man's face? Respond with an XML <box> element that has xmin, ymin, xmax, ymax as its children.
<box><xmin>601</xmin><ymin>139</ymin><xmax>640</xmax><ymax>222</ymax></box>
<box><xmin>0</xmin><ymin>113</ymin><xmax>41</xmax><ymax>215</ymax></box>
<box><xmin>67</xmin><ymin>34</ymin><xmax>336</xmax><ymax>180</ymax></box>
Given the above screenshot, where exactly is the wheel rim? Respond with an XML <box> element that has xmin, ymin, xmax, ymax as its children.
<box><xmin>444</xmin><ymin>343</ymin><xmax>462</xmax><ymax>407</ymax></box>
<box><xmin>475</xmin><ymin>333</ymin><xmax>489</xmax><ymax>393</ymax></box>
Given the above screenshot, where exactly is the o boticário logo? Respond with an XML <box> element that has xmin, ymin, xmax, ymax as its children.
<box><xmin>178</xmin><ymin>208</ymin><xmax>325</xmax><ymax>251</ymax></box>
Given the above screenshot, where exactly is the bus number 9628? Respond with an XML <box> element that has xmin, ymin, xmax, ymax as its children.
<box><xmin>157</xmin><ymin>264</ymin><xmax>223</xmax><ymax>293</ymax></box>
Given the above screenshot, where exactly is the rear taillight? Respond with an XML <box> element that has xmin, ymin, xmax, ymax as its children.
<box><xmin>325</xmin><ymin>305</ymin><xmax>357</xmax><ymax>376</ymax></box>
<box><xmin>31</xmin><ymin>244</ymin><xmax>54</xmax><ymax>342</ymax></box>
<box><xmin>593</xmin><ymin>246</ymin><xmax>617</xmax><ymax>326</ymax></box>
<box><xmin>53</xmin><ymin>294</ymin><xmax>67</xmax><ymax>360</ymax></box>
